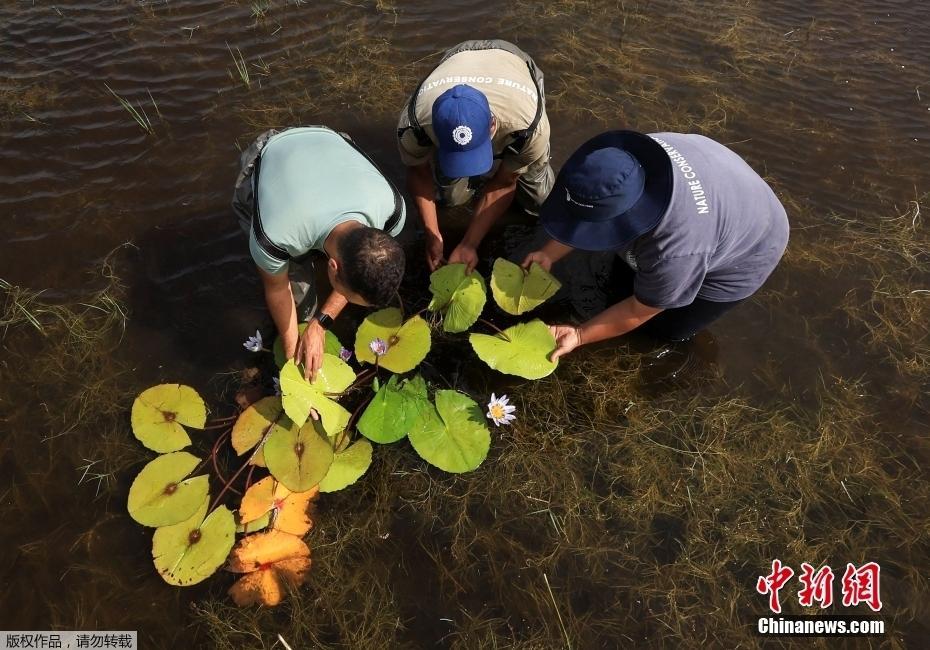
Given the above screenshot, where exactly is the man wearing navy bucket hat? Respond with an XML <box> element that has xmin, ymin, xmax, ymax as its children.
<box><xmin>523</xmin><ymin>130</ymin><xmax>789</xmax><ymax>360</ymax></box>
<box><xmin>397</xmin><ymin>40</ymin><xmax>553</xmax><ymax>272</ymax></box>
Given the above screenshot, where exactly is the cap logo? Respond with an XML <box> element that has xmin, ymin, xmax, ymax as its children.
<box><xmin>565</xmin><ymin>188</ymin><xmax>594</xmax><ymax>209</ymax></box>
<box><xmin>451</xmin><ymin>125</ymin><xmax>473</xmax><ymax>146</ymax></box>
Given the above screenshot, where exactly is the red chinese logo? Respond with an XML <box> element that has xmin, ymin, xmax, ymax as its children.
<box><xmin>757</xmin><ymin>560</ymin><xmax>883</xmax><ymax>613</ymax></box>
<box><xmin>756</xmin><ymin>559</ymin><xmax>795</xmax><ymax>614</ymax></box>
<box><xmin>841</xmin><ymin>562</ymin><xmax>882</xmax><ymax>612</ymax></box>
<box><xmin>798</xmin><ymin>563</ymin><xmax>834</xmax><ymax>608</ymax></box>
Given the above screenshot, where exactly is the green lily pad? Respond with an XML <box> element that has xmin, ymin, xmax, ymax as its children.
<box><xmin>231</xmin><ymin>396</ymin><xmax>291</xmax><ymax>467</ymax></box>
<box><xmin>358</xmin><ymin>374</ymin><xmax>430</xmax><ymax>444</ymax></box>
<box><xmin>490</xmin><ymin>258</ymin><xmax>562</xmax><ymax>315</ymax></box>
<box><xmin>264</xmin><ymin>419</ymin><xmax>335</xmax><ymax>492</ymax></box>
<box><xmin>408</xmin><ymin>390</ymin><xmax>491</xmax><ymax>473</ymax></box>
<box><xmin>319</xmin><ymin>439</ymin><xmax>373</xmax><ymax>492</ymax></box>
<box><xmin>427</xmin><ymin>263</ymin><xmax>487</xmax><ymax>333</ymax></box>
<box><xmin>127</xmin><ymin>452</ymin><xmax>210</xmax><ymax>527</ymax></box>
<box><xmin>279</xmin><ymin>358</ymin><xmax>354</xmax><ymax>433</ymax></box>
<box><xmin>273</xmin><ymin>323</ymin><xmax>345</xmax><ymax>368</ymax></box>
<box><xmin>354</xmin><ymin>308</ymin><xmax>431</xmax><ymax>373</ymax></box>
<box><xmin>152</xmin><ymin>500</ymin><xmax>236</xmax><ymax>586</ymax></box>
<box><xmin>131</xmin><ymin>384</ymin><xmax>206</xmax><ymax>453</ymax></box>
<box><xmin>469</xmin><ymin>319</ymin><xmax>558</xmax><ymax>380</ymax></box>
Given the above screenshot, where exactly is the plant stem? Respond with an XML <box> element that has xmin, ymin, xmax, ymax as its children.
<box><xmin>339</xmin><ymin>392</ymin><xmax>374</xmax><ymax>450</ymax></box>
<box><xmin>345</xmin><ymin>367</ymin><xmax>377</xmax><ymax>393</ymax></box>
<box><xmin>209</xmin><ymin>413</ymin><xmax>281</xmax><ymax>512</ymax></box>
<box><xmin>211</xmin><ymin>429</ymin><xmax>231</xmax><ymax>483</ymax></box>
<box><xmin>479</xmin><ymin>318</ymin><xmax>511</xmax><ymax>342</ymax></box>
<box><xmin>544</xmin><ymin>573</ymin><xmax>573</xmax><ymax>650</ymax></box>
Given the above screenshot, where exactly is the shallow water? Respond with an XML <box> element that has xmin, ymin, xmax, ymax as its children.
<box><xmin>1</xmin><ymin>0</ymin><xmax>929</xmax><ymax>647</ymax></box>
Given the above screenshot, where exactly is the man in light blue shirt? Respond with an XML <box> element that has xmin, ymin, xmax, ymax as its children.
<box><xmin>232</xmin><ymin>126</ymin><xmax>406</xmax><ymax>379</ymax></box>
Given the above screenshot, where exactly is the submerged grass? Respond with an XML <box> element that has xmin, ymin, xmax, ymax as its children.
<box><xmin>3</xmin><ymin>0</ymin><xmax>929</xmax><ymax>646</ymax></box>
<box><xmin>189</xmin><ymin>344</ymin><xmax>928</xmax><ymax>648</ymax></box>
<box><xmin>104</xmin><ymin>83</ymin><xmax>156</xmax><ymax>135</ymax></box>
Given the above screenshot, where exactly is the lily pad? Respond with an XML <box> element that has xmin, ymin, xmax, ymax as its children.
<box><xmin>131</xmin><ymin>384</ymin><xmax>206</xmax><ymax>453</ymax></box>
<box><xmin>237</xmin><ymin>511</ymin><xmax>271</xmax><ymax>534</ymax></box>
<box><xmin>357</xmin><ymin>374</ymin><xmax>430</xmax><ymax>444</ymax></box>
<box><xmin>408</xmin><ymin>390</ymin><xmax>491</xmax><ymax>473</ymax></box>
<box><xmin>264</xmin><ymin>419</ymin><xmax>334</xmax><ymax>492</ymax></box>
<box><xmin>319</xmin><ymin>439</ymin><xmax>373</xmax><ymax>492</ymax></box>
<box><xmin>273</xmin><ymin>323</ymin><xmax>344</xmax><ymax>368</ymax></box>
<box><xmin>490</xmin><ymin>258</ymin><xmax>562</xmax><ymax>315</ymax></box>
<box><xmin>231</xmin><ymin>396</ymin><xmax>291</xmax><ymax>467</ymax></box>
<box><xmin>279</xmin><ymin>358</ymin><xmax>354</xmax><ymax>433</ymax></box>
<box><xmin>239</xmin><ymin>476</ymin><xmax>317</xmax><ymax>536</ymax></box>
<box><xmin>469</xmin><ymin>319</ymin><xmax>558</xmax><ymax>380</ymax></box>
<box><xmin>127</xmin><ymin>452</ymin><xmax>210</xmax><ymax>527</ymax></box>
<box><xmin>427</xmin><ymin>263</ymin><xmax>487</xmax><ymax>333</ymax></box>
<box><xmin>354</xmin><ymin>308</ymin><xmax>431</xmax><ymax>373</ymax></box>
<box><xmin>152</xmin><ymin>500</ymin><xmax>236</xmax><ymax>586</ymax></box>
<box><xmin>227</xmin><ymin>530</ymin><xmax>312</xmax><ymax>607</ymax></box>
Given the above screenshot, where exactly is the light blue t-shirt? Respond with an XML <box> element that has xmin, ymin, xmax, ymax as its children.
<box><xmin>250</xmin><ymin>126</ymin><xmax>406</xmax><ymax>274</ymax></box>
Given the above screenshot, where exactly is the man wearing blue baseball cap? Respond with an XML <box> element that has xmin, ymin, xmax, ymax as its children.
<box><xmin>397</xmin><ymin>40</ymin><xmax>553</xmax><ymax>272</ymax></box>
<box><xmin>522</xmin><ymin>130</ymin><xmax>789</xmax><ymax>359</ymax></box>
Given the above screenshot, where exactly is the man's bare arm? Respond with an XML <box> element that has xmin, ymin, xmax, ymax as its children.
<box><xmin>258</xmin><ymin>265</ymin><xmax>299</xmax><ymax>358</ymax></box>
<box><xmin>449</xmin><ymin>166</ymin><xmax>519</xmax><ymax>272</ymax></box>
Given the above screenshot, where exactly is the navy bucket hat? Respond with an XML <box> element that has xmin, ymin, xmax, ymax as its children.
<box><xmin>540</xmin><ymin>130</ymin><xmax>673</xmax><ymax>251</ymax></box>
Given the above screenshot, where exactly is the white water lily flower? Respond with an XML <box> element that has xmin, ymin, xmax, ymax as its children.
<box><xmin>243</xmin><ymin>330</ymin><xmax>263</xmax><ymax>352</ymax></box>
<box><xmin>486</xmin><ymin>393</ymin><xmax>516</xmax><ymax>426</ymax></box>
<box><xmin>339</xmin><ymin>347</ymin><xmax>353</xmax><ymax>362</ymax></box>
<box><xmin>369</xmin><ymin>338</ymin><xmax>389</xmax><ymax>357</ymax></box>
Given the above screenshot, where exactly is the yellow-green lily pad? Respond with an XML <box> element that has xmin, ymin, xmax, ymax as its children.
<box><xmin>469</xmin><ymin>319</ymin><xmax>558</xmax><ymax>380</ymax></box>
<box><xmin>127</xmin><ymin>452</ymin><xmax>210</xmax><ymax>527</ymax></box>
<box><xmin>264</xmin><ymin>419</ymin><xmax>335</xmax><ymax>492</ymax></box>
<box><xmin>231</xmin><ymin>396</ymin><xmax>293</xmax><ymax>467</ymax></box>
<box><xmin>490</xmin><ymin>258</ymin><xmax>562</xmax><ymax>315</ymax></box>
<box><xmin>279</xmin><ymin>358</ymin><xmax>354</xmax><ymax>433</ymax></box>
<box><xmin>408</xmin><ymin>390</ymin><xmax>490</xmax><ymax>474</ymax></box>
<box><xmin>354</xmin><ymin>308</ymin><xmax>431</xmax><ymax>373</ymax></box>
<box><xmin>131</xmin><ymin>384</ymin><xmax>206</xmax><ymax>453</ymax></box>
<box><xmin>152</xmin><ymin>499</ymin><xmax>236</xmax><ymax>586</ymax></box>
<box><xmin>319</xmin><ymin>439</ymin><xmax>373</xmax><ymax>492</ymax></box>
<box><xmin>427</xmin><ymin>263</ymin><xmax>487</xmax><ymax>333</ymax></box>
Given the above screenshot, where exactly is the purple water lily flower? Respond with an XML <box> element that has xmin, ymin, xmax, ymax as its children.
<box><xmin>243</xmin><ymin>330</ymin><xmax>263</xmax><ymax>353</ymax></box>
<box><xmin>369</xmin><ymin>338</ymin><xmax>389</xmax><ymax>357</ymax></box>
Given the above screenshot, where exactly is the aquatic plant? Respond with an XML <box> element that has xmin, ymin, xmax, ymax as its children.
<box><xmin>125</xmin><ymin>258</ymin><xmax>564</xmax><ymax>605</ymax></box>
<box><xmin>104</xmin><ymin>83</ymin><xmax>156</xmax><ymax>135</ymax></box>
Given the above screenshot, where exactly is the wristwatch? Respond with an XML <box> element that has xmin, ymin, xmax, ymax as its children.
<box><xmin>312</xmin><ymin>312</ymin><xmax>334</xmax><ymax>330</ymax></box>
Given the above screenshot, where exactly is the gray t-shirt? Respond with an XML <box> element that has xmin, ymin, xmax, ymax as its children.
<box><xmin>624</xmin><ymin>133</ymin><xmax>789</xmax><ymax>308</ymax></box>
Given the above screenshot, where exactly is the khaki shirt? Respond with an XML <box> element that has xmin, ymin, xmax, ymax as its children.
<box><xmin>397</xmin><ymin>48</ymin><xmax>550</xmax><ymax>177</ymax></box>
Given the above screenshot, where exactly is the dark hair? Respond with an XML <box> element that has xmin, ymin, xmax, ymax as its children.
<box><xmin>337</xmin><ymin>227</ymin><xmax>405</xmax><ymax>307</ymax></box>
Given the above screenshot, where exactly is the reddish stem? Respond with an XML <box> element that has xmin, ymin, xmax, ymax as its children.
<box><xmin>209</xmin><ymin>412</ymin><xmax>282</xmax><ymax>512</ymax></box>
<box><xmin>479</xmin><ymin>318</ymin><xmax>512</xmax><ymax>342</ymax></box>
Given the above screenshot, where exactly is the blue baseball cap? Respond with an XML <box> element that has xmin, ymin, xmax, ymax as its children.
<box><xmin>431</xmin><ymin>84</ymin><xmax>493</xmax><ymax>179</ymax></box>
<box><xmin>540</xmin><ymin>131</ymin><xmax>673</xmax><ymax>251</ymax></box>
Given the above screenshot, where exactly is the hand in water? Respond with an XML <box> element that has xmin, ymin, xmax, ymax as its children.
<box><xmin>448</xmin><ymin>243</ymin><xmax>478</xmax><ymax>274</ymax></box>
<box><xmin>294</xmin><ymin>319</ymin><xmax>326</xmax><ymax>381</ymax></box>
<box><xmin>548</xmin><ymin>324</ymin><xmax>583</xmax><ymax>361</ymax></box>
